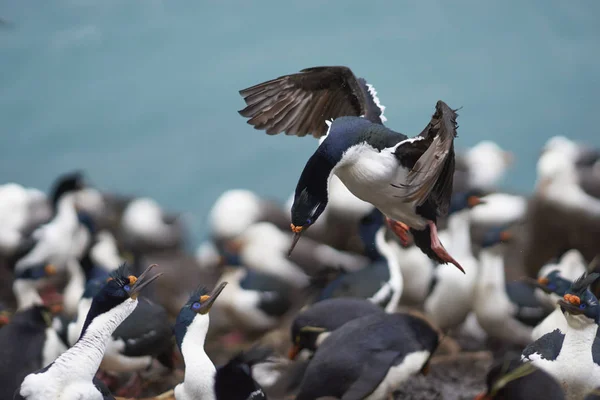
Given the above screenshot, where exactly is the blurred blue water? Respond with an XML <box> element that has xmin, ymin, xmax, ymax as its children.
<box><xmin>1</xmin><ymin>0</ymin><xmax>599</xmax><ymax>246</ymax></box>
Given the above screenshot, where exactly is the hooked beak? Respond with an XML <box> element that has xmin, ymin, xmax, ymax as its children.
<box><xmin>197</xmin><ymin>282</ymin><xmax>228</xmax><ymax>314</ymax></box>
<box><xmin>288</xmin><ymin>344</ymin><xmax>301</xmax><ymax>360</ymax></box>
<box><xmin>129</xmin><ymin>264</ymin><xmax>163</xmax><ymax>300</ymax></box>
<box><xmin>288</xmin><ymin>224</ymin><xmax>304</xmax><ymax>257</ymax></box>
<box><xmin>558</xmin><ymin>294</ymin><xmax>584</xmax><ymax>315</ymax></box>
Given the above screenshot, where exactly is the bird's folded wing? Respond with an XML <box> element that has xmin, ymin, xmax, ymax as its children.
<box><xmin>341</xmin><ymin>350</ymin><xmax>399</xmax><ymax>400</ymax></box>
<box><xmin>397</xmin><ymin>101</ymin><xmax>458</xmax><ymax>216</ymax></box>
<box><xmin>521</xmin><ymin>329</ymin><xmax>564</xmax><ymax>361</ymax></box>
<box><xmin>238</xmin><ymin>66</ymin><xmax>385</xmax><ymax>138</ymax></box>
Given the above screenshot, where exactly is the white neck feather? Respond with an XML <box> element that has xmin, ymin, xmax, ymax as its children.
<box><xmin>50</xmin><ymin>298</ymin><xmax>137</xmax><ymax>381</ymax></box>
<box><xmin>477</xmin><ymin>248</ymin><xmax>506</xmax><ymax>290</ymax></box>
<box><xmin>177</xmin><ymin>315</ymin><xmax>216</xmax><ymax>400</ymax></box>
<box><xmin>561</xmin><ymin>315</ymin><xmax>598</xmax><ymax>356</ymax></box>
<box><xmin>13</xmin><ymin>280</ymin><xmax>43</xmax><ymax>310</ymax></box>
<box><xmin>62</xmin><ymin>258</ymin><xmax>85</xmax><ymax>317</ymax></box>
<box><xmin>56</xmin><ymin>193</ymin><xmax>78</xmax><ymax>227</ymax></box>
<box><xmin>375</xmin><ymin>227</ymin><xmax>403</xmax><ymax>313</ymax></box>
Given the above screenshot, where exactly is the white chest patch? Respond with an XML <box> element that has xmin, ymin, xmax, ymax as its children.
<box><xmin>530</xmin><ymin>323</ymin><xmax>600</xmax><ymax>400</ymax></box>
<box><xmin>334</xmin><ymin>143</ymin><xmax>424</xmax><ymax>227</ymax></box>
<box><xmin>364</xmin><ymin>351</ymin><xmax>430</xmax><ymax>400</ymax></box>
<box><xmin>531</xmin><ymin>308</ymin><xmax>567</xmax><ymax>341</ymax></box>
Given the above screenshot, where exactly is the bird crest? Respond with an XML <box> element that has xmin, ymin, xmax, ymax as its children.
<box><xmin>108</xmin><ymin>263</ymin><xmax>137</xmax><ymax>287</ymax></box>
<box><xmin>570</xmin><ymin>272</ymin><xmax>600</xmax><ymax>295</ymax></box>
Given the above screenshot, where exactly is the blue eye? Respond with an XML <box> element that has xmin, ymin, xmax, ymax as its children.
<box><xmin>192</xmin><ymin>302</ymin><xmax>201</xmax><ymax>310</ymax></box>
<box><xmin>580</xmin><ymin>303</ymin><xmax>586</xmax><ymax>309</ymax></box>
<box><xmin>124</xmin><ymin>285</ymin><xmax>130</xmax><ymax>291</ymax></box>
<box><xmin>306</xmin><ymin>219</ymin><xmax>312</xmax><ymax>225</ymax></box>
<box><xmin>548</xmin><ymin>284</ymin><xmax>556</xmax><ymax>290</ymax></box>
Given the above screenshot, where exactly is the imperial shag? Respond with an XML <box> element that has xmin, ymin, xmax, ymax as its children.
<box><xmin>238</xmin><ymin>66</ymin><xmax>463</xmax><ymax>273</ymax></box>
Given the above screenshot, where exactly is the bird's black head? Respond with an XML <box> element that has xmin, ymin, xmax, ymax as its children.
<box><xmin>50</xmin><ymin>170</ymin><xmax>86</xmax><ymax>208</ymax></box>
<box><xmin>14</xmin><ymin>262</ymin><xmax>58</xmax><ymax>282</ymax></box>
<box><xmin>289</xmin><ymin>150</ymin><xmax>334</xmax><ymax>256</ymax></box>
<box><xmin>480</xmin><ymin>226</ymin><xmax>513</xmax><ymax>249</ymax></box>
<box><xmin>79</xmin><ymin>263</ymin><xmax>161</xmax><ymax>338</ymax></box>
<box><xmin>358</xmin><ymin>208</ymin><xmax>384</xmax><ymax>261</ymax></box>
<box><xmin>448</xmin><ymin>190</ymin><xmax>485</xmax><ymax>215</ymax></box>
<box><xmin>534</xmin><ymin>270</ymin><xmax>573</xmax><ymax>297</ymax></box>
<box><xmin>174</xmin><ymin>282</ymin><xmax>228</xmax><ymax>351</ymax></box>
<box><xmin>558</xmin><ymin>272</ymin><xmax>600</xmax><ymax>323</ymax></box>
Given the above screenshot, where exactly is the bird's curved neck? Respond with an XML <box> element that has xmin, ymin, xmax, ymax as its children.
<box><xmin>477</xmin><ymin>248</ymin><xmax>505</xmax><ymax>290</ymax></box>
<box><xmin>179</xmin><ymin>315</ymin><xmax>216</xmax><ymax>400</ymax></box>
<box><xmin>54</xmin><ymin>193</ymin><xmax>79</xmax><ymax>229</ymax></box>
<box><xmin>561</xmin><ymin>317</ymin><xmax>598</xmax><ymax>357</ymax></box>
<box><xmin>296</xmin><ymin>150</ymin><xmax>334</xmax><ymax>205</ymax></box>
<box><xmin>51</xmin><ymin>299</ymin><xmax>137</xmax><ymax>381</ymax></box>
<box><xmin>63</xmin><ymin>259</ymin><xmax>86</xmax><ymax>316</ymax></box>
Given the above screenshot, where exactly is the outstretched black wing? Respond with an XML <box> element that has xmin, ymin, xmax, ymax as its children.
<box><xmin>238</xmin><ymin>66</ymin><xmax>386</xmax><ymax>138</ymax></box>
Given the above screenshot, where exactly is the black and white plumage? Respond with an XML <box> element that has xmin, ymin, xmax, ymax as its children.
<box><xmin>214</xmin><ymin>347</ymin><xmax>269</xmax><ymax>400</ymax></box>
<box><xmin>288</xmin><ymin>297</ymin><xmax>384</xmax><ymax>360</ymax></box>
<box><xmin>14</xmin><ymin>172</ymin><xmax>88</xmax><ymax>274</ymax></box>
<box><xmin>521</xmin><ymin>272</ymin><xmax>600</xmax><ymax>400</ymax></box>
<box><xmin>66</xmin><ymin>278</ymin><xmax>174</xmax><ymax>374</ymax></box>
<box><xmin>473</xmin><ymin>226</ymin><xmax>549</xmax><ymax>346</ymax></box>
<box><xmin>173</xmin><ymin>282</ymin><xmax>228</xmax><ymax>400</ymax></box>
<box><xmin>238</xmin><ymin>66</ymin><xmax>464</xmax><ymax>273</ymax></box>
<box><xmin>295</xmin><ymin>311</ymin><xmax>439</xmax><ymax>400</ymax></box>
<box><xmin>12</xmin><ymin>262</ymin><xmax>60</xmax><ymax>310</ymax></box>
<box><xmin>0</xmin><ymin>305</ymin><xmax>66</xmax><ymax>400</ymax></box>
<box><xmin>313</xmin><ymin>208</ymin><xmax>403</xmax><ymax>313</ymax></box>
<box><xmin>477</xmin><ymin>357</ymin><xmax>565</xmax><ymax>400</ymax></box>
<box><xmin>207</xmin><ymin>241</ymin><xmax>298</xmax><ymax>336</ymax></box>
<box><xmin>14</xmin><ymin>263</ymin><xmax>162</xmax><ymax>400</ymax></box>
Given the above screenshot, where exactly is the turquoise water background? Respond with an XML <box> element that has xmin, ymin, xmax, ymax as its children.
<box><xmin>1</xmin><ymin>1</ymin><xmax>599</xmax><ymax>246</ymax></box>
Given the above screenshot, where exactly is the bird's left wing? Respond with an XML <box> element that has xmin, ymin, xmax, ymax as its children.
<box><xmin>394</xmin><ymin>101</ymin><xmax>458</xmax><ymax>216</ymax></box>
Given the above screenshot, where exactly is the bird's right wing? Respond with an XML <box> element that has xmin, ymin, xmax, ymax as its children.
<box><xmin>238</xmin><ymin>66</ymin><xmax>386</xmax><ymax>138</ymax></box>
